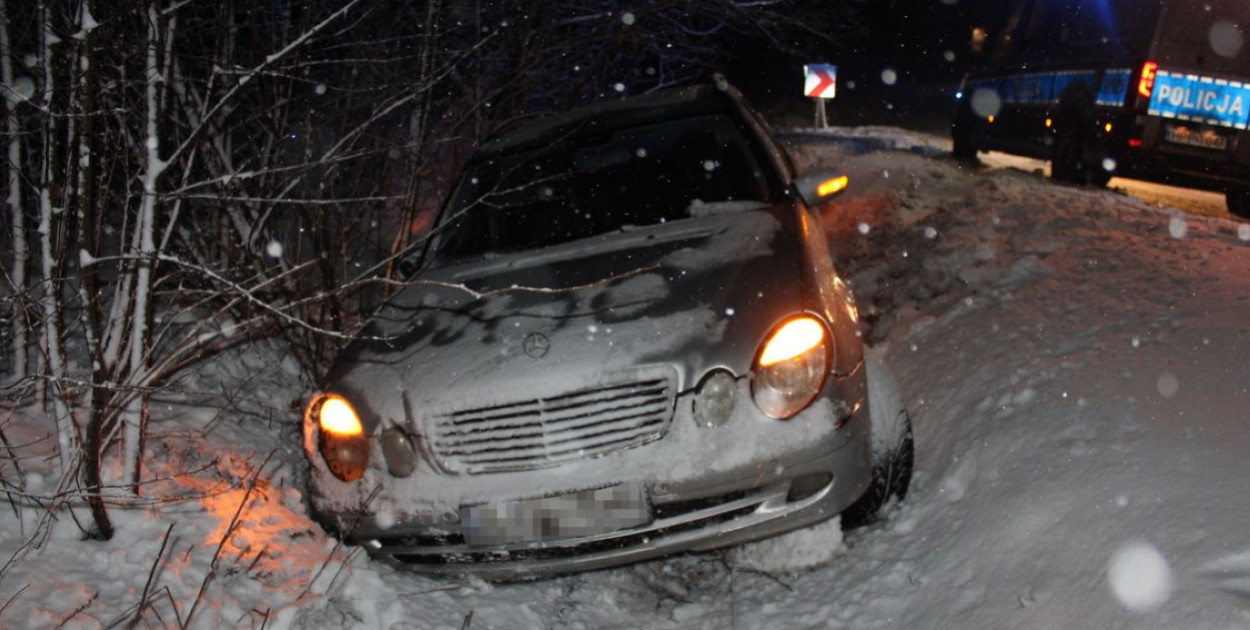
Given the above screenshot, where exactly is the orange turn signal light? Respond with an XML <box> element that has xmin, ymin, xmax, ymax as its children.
<box><xmin>817</xmin><ymin>175</ymin><xmax>849</xmax><ymax>198</ymax></box>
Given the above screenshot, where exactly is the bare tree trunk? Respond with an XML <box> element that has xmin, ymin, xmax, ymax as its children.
<box><xmin>122</xmin><ymin>2</ymin><xmax>167</xmax><ymax>489</ymax></box>
<box><xmin>72</xmin><ymin>0</ymin><xmax>112</xmax><ymax>539</ymax></box>
<box><xmin>35</xmin><ymin>0</ymin><xmax>80</xmax><ymax>475</ymax></box>
<box><xmin>0</xmin><ymin>0</ymin><xmax>27</xmax><ymax>384</ymax></box>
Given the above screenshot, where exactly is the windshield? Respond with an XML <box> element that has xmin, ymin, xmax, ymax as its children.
<box><xmin>432</xmin><ymin>113</ymin><xmax>771</xmax><ymax>263</ymax></box>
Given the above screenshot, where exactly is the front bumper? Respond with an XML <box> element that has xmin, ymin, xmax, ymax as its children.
<box><xmin>353</xmin><ymin>436</ymin><xmax>870</xmax><ymax>580</ymax></box>
<box><xmin>307</xmin><ymin>362</ymin><xmax>874</xmax><ymax>580</ymax></box>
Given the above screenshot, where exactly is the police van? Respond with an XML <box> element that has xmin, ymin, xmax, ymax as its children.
<box><xmin>951</xmin><ymin>0</ymin><xmax>1250</xmax><ymax>216</ymax></box>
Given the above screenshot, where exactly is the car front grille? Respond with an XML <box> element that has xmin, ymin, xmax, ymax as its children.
<box><xmin>427</xmin><ymin>367</ymin><xmax>677</xmax><ymax>474</ymax></box>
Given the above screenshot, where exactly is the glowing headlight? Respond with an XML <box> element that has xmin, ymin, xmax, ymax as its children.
<box><xmin>751</xmin><ymin>316</ymin><xmax>831</xmax><ymax>419</ymax></box>
<box><xmin>306</xmin><ymin>393</ymin><xmax>369</xmax><ymax>482</ymax></box>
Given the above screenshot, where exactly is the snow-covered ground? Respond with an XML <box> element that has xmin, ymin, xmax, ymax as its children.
<box><xmin>4</xmin><ymin>127</ymin><xmax>1250</xmax><ymax>629</ymax></box>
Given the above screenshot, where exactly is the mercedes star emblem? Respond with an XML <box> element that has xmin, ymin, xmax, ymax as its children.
<box><xmin>523</xmin><ymin>331</ymin><xmax>550</xmax><ymax>359</ymax></box>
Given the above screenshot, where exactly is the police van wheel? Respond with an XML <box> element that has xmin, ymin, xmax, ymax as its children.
<box><xmin>1052</xmin><ymin>126</ymin><xmax>1109</xmax><ymax>187</ymax></box>
<box><xmin>1228</xmin><ymin>187</ymin><xmax>1250</xmax><ymax>218</ymax></box>
<box><xmin>951</xmin><ymin>133</ymin><xmax>977</xmax><ymax>162</ymax></box>
<box><xmin>951</xmin><ymin>125</ymin><xmax>977</xmax><ymax>161</ymax></box>
<box><xmin>950</xmin><ymin>104</ymin><xmax>978</xmax><ymax>162</ymax></box>
<box><xmin>1051</xmin><ymin>128</ymin><xmax>1083</xmax><ymax>183</ymax></box>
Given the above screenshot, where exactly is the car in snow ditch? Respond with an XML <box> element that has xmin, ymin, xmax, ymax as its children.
<box><xmin>300</xmin><ymin>82</ymin><xmax>914</xmax><ymax>579</ymax></box>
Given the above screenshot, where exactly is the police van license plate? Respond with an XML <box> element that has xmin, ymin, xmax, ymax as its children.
<box><xmin>1164</xmin><ymin>124</ymin><xmax>1229</xmax><ymax>151</ymax></box>
<box><xmin>461</xmin><ymin>482</ymin><xmax>650</xmax><ymax>547</ymax></box>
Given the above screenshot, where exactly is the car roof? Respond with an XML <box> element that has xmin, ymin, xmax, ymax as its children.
<box><xmin>475</xmin><ymin>83</ymin><xmax>746</xmax><ymax>158</ymax></box>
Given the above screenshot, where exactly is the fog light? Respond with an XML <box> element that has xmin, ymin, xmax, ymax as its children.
<box><xmin>693</xmin><ymin>370</ymin><xmax>737</xmax><ymax>428</ymax></box>
<box><xmin>381</xmin><ymin>426</ymin><xmax>417</xmax><ymax>478</ymax></box>
<box><xmin>787</xmin><ymin>472</ymin><xmax>834</xmax><ymax>502</ymax></box>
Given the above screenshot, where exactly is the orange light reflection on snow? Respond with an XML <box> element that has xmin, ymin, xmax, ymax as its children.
<box><xmin>175</xmin><ymin>457</ymin><xmax>331</xmax><ymax>596</ymax></box>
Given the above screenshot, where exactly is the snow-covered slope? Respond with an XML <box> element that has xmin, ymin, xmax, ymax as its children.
<box><xmin>3</xmin><ymin>127</ymin><xmax>1250</xmax><ymax>629</ymax></box>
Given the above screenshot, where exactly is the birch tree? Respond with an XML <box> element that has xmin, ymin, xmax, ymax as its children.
<box><xmin>0</xmin><ymin>0</ymin><xmax>25</xmax><ymax>384</ymax></box>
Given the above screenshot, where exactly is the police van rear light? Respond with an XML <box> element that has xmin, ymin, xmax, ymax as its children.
<box><xmin>1138</xmin><ymin>61</ymin><xmax>1158</xmax><ymax>98</ymax></box>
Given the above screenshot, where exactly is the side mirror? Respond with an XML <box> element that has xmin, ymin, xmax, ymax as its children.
<box><xmin>793</xmin><ymin>170</ymin><xmax>849</xmax><ymax>208</ymax></box>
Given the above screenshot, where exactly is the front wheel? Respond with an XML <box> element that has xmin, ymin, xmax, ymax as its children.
<box><xmin>950</xmin><ymin>103</ymin><xmax>979</xmax><ymax>162</ymax></box>
<box><xmin>951</xmin><ymin>123</ymin><xmax>978</xmax><ymax>162</ymax></box>
<box><xmin>842</xmin><ymin>417</ymin><xmax>914</xmax><ymax>529</ymax></box>
<box><xmin>1227</xmin><ymin>186</ymin><xmax>1250</xmax><ymax>218</ymax></box>
<box><xmin>843</xmin><ymin>347</ymin><xmax>915</xmax><ymax>529</ymax></box>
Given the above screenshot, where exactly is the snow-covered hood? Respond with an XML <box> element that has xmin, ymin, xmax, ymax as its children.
<box><xmin>327</xmin><ymin>206</ymin><xmax>813</xmax><ymax>434</ymax></box>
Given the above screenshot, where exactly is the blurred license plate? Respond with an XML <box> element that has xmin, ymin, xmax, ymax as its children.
<box><xmin>1164</xmin><ymin>124</ymin><xmax>1229</xmax><ymax>150</ymax></box>
<box><xmin>461</xmin><ymin>482</ymin><xmax>650</xmax><ymax>547</ymax></box>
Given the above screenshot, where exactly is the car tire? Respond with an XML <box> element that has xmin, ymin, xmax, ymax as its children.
<box><xmin>842</xmin><ymin>416</ymin><xmax>914</xmax><ymax>529</ymax></box>
<box><xmin>1052</xmin><ymin>119</ymin><xmax>1110</xmax><ymax>187</ymax></box>
<box><xmin>951</xmin><ymin>128</ymin><xmax>978</xmax><ymax>162</ymax></box>
<box><xmin>1051</xmin><ymin>124</ymin><xmax>1085</xmax><ymax>184</ymax></box>
<box><xmin>843</xmin><ymin>347</ymin><xmax>915</xmax><ymax>529</ymax></box>
<box><xmin>1227</xmin><ymin>187</ymin><xmax>1250</xmax><ymax>218</ymax></box>
<box><xmin>950</xmin><ymin>104</ymin><xmax>978</xmax><ymax>162</ymax></box>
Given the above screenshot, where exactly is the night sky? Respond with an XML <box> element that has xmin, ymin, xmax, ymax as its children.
<box><xmin>727</xmin><ymin>0</ymin><xmax>1020</xmax><ymax>130</ymax></box>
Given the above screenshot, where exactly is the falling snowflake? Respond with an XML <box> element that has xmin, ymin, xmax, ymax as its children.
<box><xmin>620</xmin><ymin>12</ymin><xmax>636</xmax><ymax>26</ymax></box>
<box><xmin>1157</xmin><ymin>372</ymin><xmax>1179</xmax><ymax>398</ymax></box>
<box><xmin>11</xmin><ymin>77</ymin><xmax>34</xmax><ymax>101</ymax></box>
<box><xmin>970</xmin><ymin>88</ymin><xmax>1002</xmax><ymax>118</ymax></box>
<box><xmin>1168</xmin><ymin>216</ymin><xmax>1187</xmax><ymax>239</ymax></box>
<box><xmin>1209</xmin><ymin>21</ymin><xmax>1244</xmax><ymax>58</ymax></box>
<box><xmin>266</xmin><ymin>240</ymin><xmax>284</xmax><ymax>258</ymax></box>
<box><xmin>881</xmin><ymin>68</ymin><xmax>898</xmax><ymax>86</ymax></box>
<box><xmin>1108</xmin><ymin>541</ymin><xmax>1173</xmax><ymax>613</ymax></box>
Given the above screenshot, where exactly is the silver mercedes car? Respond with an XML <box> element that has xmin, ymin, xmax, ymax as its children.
<box><xmin>302</xmin><ymin>82</ymin><xmax>913</xmax><ymax>579</ymax></box>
